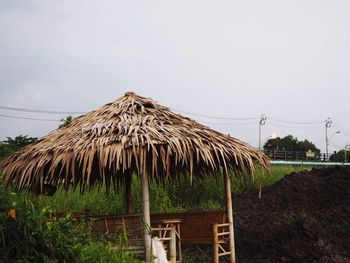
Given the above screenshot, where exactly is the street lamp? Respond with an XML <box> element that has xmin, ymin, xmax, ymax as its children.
<box><xmin>326</xmin><ymin>130</ymin><xmax>341</xmax><ymax>159</ymax></box>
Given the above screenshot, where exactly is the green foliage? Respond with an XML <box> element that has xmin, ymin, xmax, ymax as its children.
<box><xmin>264</xmin><ymin>135</ymin><xmax>320</xmax><ymax>153</ymax></box>
<box><xmin>34</xmin><ymin>165</ymin><xmax>307</xmax><ymax>215</ymax></box>
<box><xmin>0</xmin><ymin>187</ymin><xmax>144</xmax><ymax>263</ymax></box>
<box><xmin>330</xmin><ymin>149</ymin><xmax>348</xmax><ymax>162</ymax></box>
<box><xmin>35</xmin><ymin>186</ymin><xmax>125</xmax><ymax>215</ymax></box>
<box><xmin>59</xmin><ymin>116</ymin><xmax>73</xmax><ymax>128</ymax></box>
<box><xmin>150</xmin><ymin>183</ymin><xmax>178</xmax><ymax>213</ymax></box>
<box><xmin>2</xmin><ymin>135</ymin><xmax>37</xmax><ymax>150</ymax></box>
<box><xmin>74</xmin><ymin>239</ymin><xmax>143</xmax><ymax>263</ymax></box>
<box><xmin>0</xmin><ymin>197</ymin><xmax>80</xmax><ymax>262</ymax></box>
<box><xmin>0</xmin><ymin>144</ymin><xmax>12</xmax><ymax>161</ymax></box>
<box><xmin>166</xmin><ymin>176</ymin><xmax>224</xmax><ymax>210</ymax></box>
<box><xmin>0</xmin><ymin>135</ymin><xmax>37</xmax><ymax>160</ymax></box>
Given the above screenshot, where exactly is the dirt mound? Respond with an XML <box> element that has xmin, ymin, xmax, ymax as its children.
<box><xmin>234</xmin><ymin>166</ymin><xmax>350</xmax><ymax>263</ymax></box>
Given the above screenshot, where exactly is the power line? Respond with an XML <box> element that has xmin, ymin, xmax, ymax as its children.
<box><xmin>0</xmin><ymin>104</ymin><xmax>259</xmax><ymax>121</ymax></box>
<box><xmin>0</xmin><ymin>114</ymin><xmax>60</xmax><ymax>122</ymax></box>
<box><xmin>269</xmin><ymin>117</ymin><xmax>323</xmax><ymax>125</ymax></box>
<box><xmin>0</xmin><ymin>111</ymin><xmax>257</xmax><ymax>126</ymax></box>
<box><xmin>200</xmin><ymin>121</ymin><xmax>257</xmax><ymax>126</ymax></box>
<box><xmin>170</xmin><ymin>108</ymin><xmax>258</xmax><ymax>121</ymax></box>
<box><xmin>269</xmin><ymin>122</ymin><xmax>323</xmax><ymax>129</ymax></box>
<box><xmin>0</xmin><ymin>104</ymin><xmax>346</xmax><ymax>135</ymax></box>
<box><xmin>0</xmin><ymin>105</ymin><xmax>86</xmax><ymax>115</ymax></box>
<box><xmin>0</xmin><ymin>104</ymin><xmax>331</xmax><ymax>127</ymax></box>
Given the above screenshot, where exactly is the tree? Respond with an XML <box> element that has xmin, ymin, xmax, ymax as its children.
<box><xmin>0</xmin><ymin>144</ymin><xmax>12</xmax><ymax>161</ymax></box>
<box><xmin>0</xmin><ymin>135</ymin><xmax>37</xmax><ymax>160</ymax></box>
<box><xmin>3</xmin><ymin>135</ymin><xmax>37</xmax><ymax>150</ymax></box>
<box><xmin>330</xmin><ymin>149</ymin><xmax>348</xmax><ymax>162</ymax></box>
<box><xmin>263</xmin><ymin>135</ymin><xmax>320</xmax><ymax>153</ymax></box>
<box><xmin>59</xmin><ymin>116</ymin><xmax>73</xmax><ymax>128</ymax></box>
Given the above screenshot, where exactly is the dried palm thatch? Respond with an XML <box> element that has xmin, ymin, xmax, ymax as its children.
<box><xmin>0</xmin><ymin>92</ymin><xmax>269</xmax><ymax>192</ymax></box>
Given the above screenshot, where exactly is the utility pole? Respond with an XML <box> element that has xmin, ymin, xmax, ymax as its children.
<box><xmin>325</xmin><ymin>117</ymin><xmax>332</xmax><ymax>160</ymax></box>
<box><xmin>259</xmin><ymin>114</ymin><xmax>267</xmax><ymax>150</ymax></box>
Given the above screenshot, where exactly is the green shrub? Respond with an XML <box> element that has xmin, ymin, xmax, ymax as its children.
<box><xmin>0</xmin><ymin>188</ymin><xmax>144</xmax><ymax>263</ymax></box>
<box><xmin>0</xmin><ymin>198</ymin><xmax>79</xmax><ymax>262</ymax></box>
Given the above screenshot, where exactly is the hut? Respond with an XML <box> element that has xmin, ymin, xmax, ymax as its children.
<box><xmin>0</xmin><ymin>92</ymin><xmax>269</xmax><ymax>262</ymax></box>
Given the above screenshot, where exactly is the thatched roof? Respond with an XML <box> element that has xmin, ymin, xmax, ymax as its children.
<box><xmin>0</xmin><ymin>92</ymin><xmax>269</xmax><ymax>192</ymax></box>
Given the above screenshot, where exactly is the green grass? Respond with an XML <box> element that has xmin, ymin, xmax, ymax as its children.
<box><xmin>31</xmin><ymin>165</ymin><xmax>308</xmax><ymax>215</ymax></box>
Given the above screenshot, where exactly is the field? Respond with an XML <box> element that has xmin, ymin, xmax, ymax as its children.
<box><xmin>33</xmin><ymin>165</ymin><xmax>306</xmax><ymax>215</ymax></box>
<box><xmin>3</xmin><ymin>165</ymin><xmax>349</xmax><ymax>262</ymax></box>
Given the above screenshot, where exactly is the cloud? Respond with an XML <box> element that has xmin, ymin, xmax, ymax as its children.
<box><xmin>0</xmin><ymin>0</ymin><xmax>349</xmax><ymax>153</ymax></box>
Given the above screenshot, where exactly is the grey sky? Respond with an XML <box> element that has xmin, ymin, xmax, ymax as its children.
<box><xmin>0</xmin><ymin>0</ymin><xmax>349</xmax><ymax>153</ymax></box>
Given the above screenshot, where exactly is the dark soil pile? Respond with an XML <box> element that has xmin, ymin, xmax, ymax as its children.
<box><xmin>234</xmin><ymin>166</ymin><xmax>350</xmax><ymax>263</ymax></box>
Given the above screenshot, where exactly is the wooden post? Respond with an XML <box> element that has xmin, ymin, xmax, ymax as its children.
<box><xmin>177</xmin><ymin>223</ymin><xmax>182</xmax><ymax>262</ymax></box>
<box><xmin>141</xmin><ymin>170</ymin><xmax>152</xmax><ymax>262</ymax></box>
<box><xmin>125</xmin><ymin>171</ymin><xmax>133</xmax><ymax>213</ymax></box>
<box><xmin>170</xmin><ymin>225</ymin><xmax>176</xmax><ymax>263</ymax></box>
<box><xmin>212</xmin><ymin>223</ymin><xmax>219</xmax><ymax>263</ymax></box>
<box><xmin>224</xmin><ymin>171</ymin><xmax>236</xmax><ymax>263</ymax></box>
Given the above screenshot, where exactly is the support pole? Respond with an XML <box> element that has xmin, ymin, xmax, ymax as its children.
<box><xmin>170</xmin><ymin>225</ymin><xmax>176</xmax><ymax>263</ymax></box>
<box><xmin>125</xmin><ymin>171</ymin><xmax>133</xmax><ymax>213</ymax></box>
<box><xmin>141</xmin><ymin>170</ymin><xmax>152</xmax><ymax>262</ymax></box>
<box><xmin>224</xmin><ymin>171</ymin><xmax>236</xmax><ymax>263</ymax></box>
<box><xmin>212</xmin><ymin>223</ymin><xmax>219</xmax><ymax>263</ymax></box>
<box><xmin>325</xmin><ymin>117</ymin><xmax>332</xmax><ymax>160</ymax></box>
<box><xmin>258</xmin><ymin>114</ymin><xmax>266</xmax><ymax>150</ymax></box>
<box><xmin>326</xmin><ymin>124</ymin><xmax>329</xmax><ymax>159</ymax></box>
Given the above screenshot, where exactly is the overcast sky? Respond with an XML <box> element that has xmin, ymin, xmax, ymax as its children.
<box><xmin>0</xmin><ymin>0</ymin><xmax>349</xmax><ymax>153</ymax></box>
